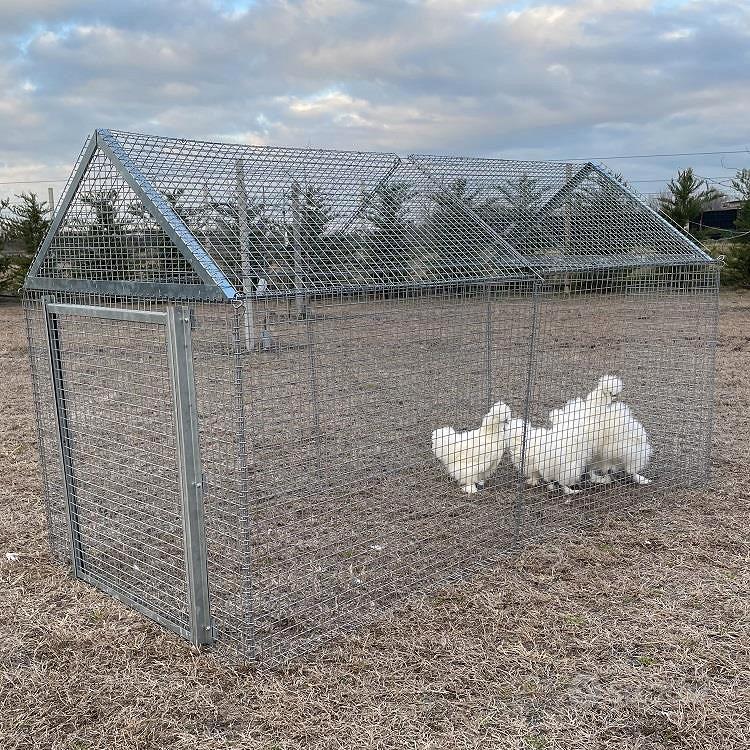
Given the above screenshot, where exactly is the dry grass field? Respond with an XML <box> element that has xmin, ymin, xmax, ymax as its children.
<box><xmin>1</xmin><ymin>292</ymin><xmax>748</xmax><ymax>749</ymax></box>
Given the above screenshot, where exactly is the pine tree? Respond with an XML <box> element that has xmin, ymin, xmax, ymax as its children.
<box><xmin>658</xmin><ymin>168</ymin><xmax>723</xmax><ymax>230</ymax></box>
<box><xmin>493</xmin><ymin>174</ymin><xmax>545</xmax><ymax>252</ymax></box>
<box><xmin>0</xmin><ymin>192</ymin><xmax>52</xmax><ymax>293</ymax></box>
<box><xmin>362</xmin><ymin>181</ymin><xmax>413</xmax><ymax>283</ymax></box>
<box><xmin>428</xmin><ymin>178</ymin><xmax>498</xmax><ymax>279</ymax></box>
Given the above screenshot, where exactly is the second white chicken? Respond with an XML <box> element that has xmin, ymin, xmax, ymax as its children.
<box><xmin>431</xmin><ymin>401</ymin><xmax>511</xmax><ymax>493</ymax></box>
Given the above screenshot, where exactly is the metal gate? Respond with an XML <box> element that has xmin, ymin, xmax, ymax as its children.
<box><xmin>43</xmin><ymin>302</ymin><xmax>212</xmax><ymax>646</ymax></box>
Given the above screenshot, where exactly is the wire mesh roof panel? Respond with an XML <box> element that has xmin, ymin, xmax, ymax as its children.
<box><xmin>27</xmin><ymin>130</ymin><xmax>716</xmax><ymax>299</ymax></box>
<box><xmin>409</xmin><ymin>154</ymin><xmax>713</xmax><ymax>270</ymax></box>
<box><xmin>102</xmin><ymin>129</ymin><xmax>530</xmax><ymax>292</ymax></box>
<box><xmin>33</xmin><ymin>146</ymin><xmax>206</xmax><ymax>286</ymax></box>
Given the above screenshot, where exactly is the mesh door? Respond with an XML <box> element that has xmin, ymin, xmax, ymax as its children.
<box><xmin>45</xmin><ymin>305</ymin><xmax>197</xmax><ymax>638</ymax></box>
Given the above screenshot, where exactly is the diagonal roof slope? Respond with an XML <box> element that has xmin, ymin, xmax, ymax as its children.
<box><xmin>409</xmin><ymin>154</ymin><xmax>715</xmax><ymax>270</ymax></box>
<box><xmin>27</xmin><ymin>129</ymin><xmax>536</xmax><ymax>298</ymax></box>
<box><xmin>25</xmin><ymin>130</ymin><xmax>236</xmax><ymax>300</ymax></box>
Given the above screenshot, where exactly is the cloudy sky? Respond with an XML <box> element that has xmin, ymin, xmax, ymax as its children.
<box><xmin>1</xmin><ymin>0</ymin><xmax>749</xmax><ymax>203</ymax></box>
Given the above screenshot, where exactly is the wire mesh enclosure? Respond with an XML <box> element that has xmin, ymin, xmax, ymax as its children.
<box><xmin>24</xmin><ymin>129</ymin><xmax>719</xmax><ymax>665</ymax></box>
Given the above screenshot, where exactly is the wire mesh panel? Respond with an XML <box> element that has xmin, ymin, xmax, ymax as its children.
<box><xmin>409</xmin><ymin>154</ymin><xmax>711</xmax><ymax>270</ymax></box>
<box><xmin>26</xmin><ymin>292</ymin><xmax>248</xmax><ymax>652</ymax></box>
<box><xmin>99</xmin><ymin>130</ymin><xmax>529</xmax><ymax>295</ymax></box>
<box><xmin>33</xmin><ymin>148</ymin><xmax>206</xmax><ymax>288</ymax></box>
<box><xmin>189</xmin><ymin>303</ymin><xmax>253</xmax><ymax>656</ymax></box>
<box><xmin>513</xmin><ymin>265</ymin><xmax>719</xmax><ymax>539</ymax></box>
<box><xmin>39</xmin><ymin>301</ymin><xmax>205</xmax><ymax>641</ymax></box>
<box><xmin>23</xmin><ymin>130</ymin><xmax>721</xmax><ymax>666</ymax></box>
<box><xmin>238</xmin><ymin>282</ymin><xmax>535</xmax><ymax>662</ymax></box>
<box><xmin>25</xmin><ymin>296</ymin><xmax>69</xmax><ymax>563</ymax></box>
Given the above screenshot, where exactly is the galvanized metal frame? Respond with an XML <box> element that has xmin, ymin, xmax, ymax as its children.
<box><xmin>95</xmin><ymin>129</ymin><xmax>237</xmax><ymax>299</ymax></box>
<box><xmin>407</xmin><ymin>152</ymin><xmax>714</xmax><ymax>269</ymax></box>
<box><xmin>24</xmin><ymin>130</ymin><xmax>720</xmax><ymax>665</ymax></box>
<box><xmin>540</xmin><ymin>163</ymin><xmax>717</xmax><ymax>266</ymax></box>
<box><xmin>25</xmin><ymin>276</ymin><xmax>230</xmax><ymax>302</ymax></box>
<box><xmin>515</xmin><ymin>280</ymin><xmax>542</xmax><ymax>550</ymax></box>
<box><xmin>701</xmin><ymin>265</ymin><xmax>722</xmax><ymax>483</ymax></box>
<box><xmin>43</xmin><ymin>300</ymin><xmax>212</xmax><ymax>647</ymax></box>
<box><xmin>587</xmin><ymin>163</ymin><xmax>716</xmax><ymax>264</ymax></box>
<box><xmin>46</xmin><ymin>302</ymin><xmax>166</xmax><ymax>324</ymax></box>
<box><xmin>26</xmin><ymin>130</ymin><xmax>237</xmax><ymax>301</ymax></box>
<box><xmin>26</xmin><ymin>133</ymin><xmax>717</xmax><ymax>302</ymax></box>
<box><xmin>166</xmin><ymin>304</ymin><xmax>213</xmax><ymax>646</ymax></box>
<box><xmin>43</xmin><ymin>298</ymin><xmax>85</xmax><ymax>577</ymax></box>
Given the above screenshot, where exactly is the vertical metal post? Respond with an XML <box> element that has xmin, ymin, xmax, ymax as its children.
<box><xmin>516</xmin><ymin>280</ymin><xmax>542</xmax><ymax>549</ymax></box>
<box><xmin>47</xmin><ymin>187</ymin><xmax>55</xmax><ymax>216</ymax></box>
<box><xmin>702</xmin><ymin>264</ymin><xmax>721</xmax><ymax>485</ymax></box>
<box><xmin>231</xmin><ymin>305</ymin><xmax>255</xmax><ymax>657</ymax></box>
<box><xmin>306</xmin><ymin>313</ymin><xmax>322</xmax><ymax>476</ymax></box>
<box><xmin>564</xmin><ymin>163</ymin><xmax>572</xmax><ymax>294</ymax></box>
<box><xmin>291</xmin><ymin>180</ymin><xmax>306</xmax><ymax>318</ymax></box>
<box><xmin>236</xmin><ymin>159</ymin><xmax>256</xmax><ymax>351</ymax></box>
<box><xmin>484</xmin><ymin>283</ymin><xmax>493</xmax><ymax>411</ymax></box>
<box><xmin>43</xmin><ymin>300</ymin><xmax>85</xmax><ymax>575</ymax></box>
<box><xmin>166</xmin><ymin>305</ymin><xmax>212</xmax><ymax>646</ymax></box>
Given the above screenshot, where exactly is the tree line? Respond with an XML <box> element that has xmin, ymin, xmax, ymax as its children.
<box><xmin>1</xmin><ymin>175</ymin><xmax>559</xmax><ymax>292</ymax></box>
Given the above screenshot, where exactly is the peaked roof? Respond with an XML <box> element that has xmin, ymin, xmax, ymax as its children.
<box><xmin>409</xmin><ymin>154</ymin><xmax>714</xmax><ymax>270</ymax></box>
<box><xmin>25</xmin><ymin>130</ymin><xmax>714</xmax><ymax>300</ymax></box>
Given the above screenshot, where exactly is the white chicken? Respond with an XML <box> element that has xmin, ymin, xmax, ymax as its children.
<box><xmin>431</xmin><ymin>401</ymin><xmax>511</xmax><ymax>493</ymax></box>
<box><xmin>550</xmin><ymin>392</ymin><xmax>652</xmax><ymax>485</ymax></box>
<box><xmin>506</xmin><ymin>375</ymin><xmax>624</xmax><ymax>496</ymax></box>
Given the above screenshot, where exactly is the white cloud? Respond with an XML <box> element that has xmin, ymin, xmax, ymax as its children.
<box><xmin>660</xmin><ymin>28</ymin><xmax>695</xmax><ymax>40</ymax></box>
<box><xmin>546</xmin><ymin>63</ymin><xmax>571</xmax><ymax>81</ymax></box>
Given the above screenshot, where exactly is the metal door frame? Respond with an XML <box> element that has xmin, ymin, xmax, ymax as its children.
<box><xmin>43</xmin><ymin>300</ymin><xmax>213</xmax><ymax>647</ymax></box>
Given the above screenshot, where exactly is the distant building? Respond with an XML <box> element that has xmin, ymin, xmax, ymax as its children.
<box><xmin>689</xmin><ymin>203</ymin><xmax>740</xmax><ymax>234</ymax></box>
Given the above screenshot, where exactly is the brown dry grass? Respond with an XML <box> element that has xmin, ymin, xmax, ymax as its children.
<box><xmin>1</xmin><ymin>293</ymin><xmax>748</xmax><ymax>750</ymax></box>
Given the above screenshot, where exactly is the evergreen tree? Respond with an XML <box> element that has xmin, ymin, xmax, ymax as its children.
<box><xmin>493</xmin><ymin>174</ymin><xmax>546</xmax><ymax>253</ymax></box>
<box><xmin>81</xmin><ymin>189</ymin><xmax>122</xmax><ymax>234</ymax></box>
<box><xmin>127</xmin><ymin>189</ymin><xmax>194</xmax><ymax>281</ymax></box>
<box><xmin>428</xmin><ymin>178</ymin><xmax>497</xmax><ymax>279</ymax></box>
<box><xmin>658</xmin><ymin>168</ymin><xmax>723</xmax><ymax>230</ymax></box>
<box><xmin>0</xmin><ymin>192</ymin><xmax>52</xmax><ymax>293</ymax></box>
<box><xmin>292</xmin><ymin>186</ymin><xmax>335</xmax><ymax>286</ymax></box>
<box><xmin>362</xmin><ymin>181</ymin><xmax>414</xmax><ymax>283</ymax></box>
<box><xmin>721</xmin><ymin>243</ymin><xmax>750</xmax><ymax>286</ymax></box>
<box><xmin>78</xmin><ymin>189</ymin><xmax>130</xmax><ymax>277</ymax></box>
